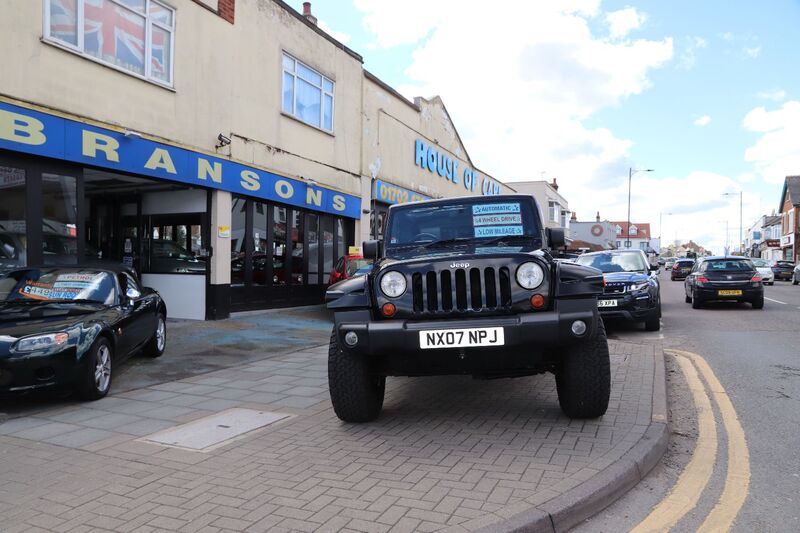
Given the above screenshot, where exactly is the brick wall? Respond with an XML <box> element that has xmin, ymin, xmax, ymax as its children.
<box><xmin>218</xmin><ymin>0</ymin><xmax>235</xmax><ymax>23</ymax></box>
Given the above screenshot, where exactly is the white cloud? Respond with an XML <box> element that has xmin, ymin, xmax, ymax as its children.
<box><xmin>743</xmin><ymin>45</ymin><xmax>761</xmax><ymax>58</ymax></box>
<box><xmin>743</xmin><ymin>101</ymin><xmax>800</xmax><ymax>184</ymax></box>
<box><xmin>318</xmin><ymin>20</ymin><xmax>351</xmax><ymax>44</ymax></box>
<box><xmin>757</xmin><ymin>89</ymin><xmax>787</xmax><ymax>102</ymax></box>
<box><xmin>694</xmin><ymin>115</ymin><xmax>711</xmax><ymax>126</ymax></box>
<box><xmin>606</xmin><ymin>7</ymin><xmax>646</xmax><ymax>39</ymax></box>
<box><xmin>677</xmin><ymin>36</ymin><xmax>707</xmax><ymax>70</ymax></box>
<box><xmin>354</xmin><ymin>1</ymin><xmax>672</xmax><ymax>221</ymax></box>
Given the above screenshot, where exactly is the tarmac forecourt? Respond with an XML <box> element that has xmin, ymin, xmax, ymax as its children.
<box><xmin>631</xmin><ymin>349</ymin><xmax>751</xmax><ymax>533</ymax></box>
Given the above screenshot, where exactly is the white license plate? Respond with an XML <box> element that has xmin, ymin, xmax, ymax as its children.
<box><xmin>598</xmin><ymin>299</ymin><xmax>618</xmax><ymax>308</ymax></box>
<box><xmin>419</xmin><ymin>327</ymin><xmax>504</xmax><ymax>349</ymax></box>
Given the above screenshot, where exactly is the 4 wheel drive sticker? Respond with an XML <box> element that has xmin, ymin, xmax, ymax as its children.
<box><xmin>472</xmin><ymin>203</ymin><xmax>523</xmax><ymax>238</ymax></box>
<box><xmin>472</xmin><ymin>214</ymin><xmax>523</xmax><ymax>226</ymax></box>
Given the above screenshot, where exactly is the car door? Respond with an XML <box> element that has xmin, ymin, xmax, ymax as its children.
<box><xmin>119</xmin><ymin>272</ymin><xmax>156</xmax><ymax>356</ymax></box>
<box><xmin>685</xmin><ymin>262</ymin><xmax>698</xmax><ymax>295</ymax></box>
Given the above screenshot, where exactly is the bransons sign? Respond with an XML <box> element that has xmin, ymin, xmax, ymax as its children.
<box><xmin>0</xmin><ymin>100</ymin><xmax>361</xmax><ymax>219</ymax></box>
<box><xmin>414</xmin><ymin>139</ymin><xmax>503</xmax><ymax>196</ymax></box>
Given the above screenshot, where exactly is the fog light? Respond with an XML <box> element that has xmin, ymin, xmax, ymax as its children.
<box><xmin>344</xmin><ymin>331</ymin><xmax>358</xmax><ymax>347</ymax></box>
<box><xmin>381</xmin><ymin>303</ymin><xmax>396</xmax><ymax>317</ymax></box>
<box><xmin>530</xmin><ymin>294</ymin><xmax>545</xmax><ymax>309</ymax></box>
<box><xmin>571</xmin><ymin>320</ymin><xmax>587</xmax><ymax>336</ymax></box>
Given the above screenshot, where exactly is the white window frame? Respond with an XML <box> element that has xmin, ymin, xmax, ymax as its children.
<box><xmin>43</xmin><ymin>0</ymin><xmax>176</xmax><ymax>88</ymax></box>
<box><xmin>615</xmin><ymin>225</ymin><xmax>622</xmax><ymax>235</ymax></box>
<box><xmin>548</xmin><ymin>201</ymin><xmax>558</xmax><ymax>222</ymax></box>
<box><xmin>629</xmin><ymin>225</ymin><xmax>637</xmax><ymax>236</ymax></box>
<box><xmin>282</xmin><ymin>51</ymin><xmax>335</xmax><ymax>133</ymax></box>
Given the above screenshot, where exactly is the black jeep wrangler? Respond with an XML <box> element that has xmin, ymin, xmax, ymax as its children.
<box><xmin>326</xmin><ymin>195</ymin><xmax>608</xmax><ymax>422</ymax></box>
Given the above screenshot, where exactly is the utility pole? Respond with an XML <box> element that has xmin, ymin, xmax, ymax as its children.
<box><xmin>627</xmin><ymin>167</ymin><xmax>654</xmax><ymax>249</ymax></box>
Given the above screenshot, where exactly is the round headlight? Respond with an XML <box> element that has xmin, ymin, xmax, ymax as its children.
<box><xmin>380</xmin><ymin>271</ymin><xmax>407</xmax><ymax>298</ymax></box>
<box><xmin>516</xmin><ymin>262</ymin><xmax>544</xmax><ymax>289</ymax></box>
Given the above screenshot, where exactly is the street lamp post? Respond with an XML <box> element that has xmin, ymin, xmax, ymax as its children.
<box><xmin>627</xmin><ymin>167</ymin><xmax>654</xmax><ymax>248</ymax></box>
<box><xmin>723</xmin><ymin>191</ymin><xmax>743</xmax><ymax>254</ymax></box>
<box><xmin>659</xmin><ymin>212</ymin><xmax>673</xmax><ymax>254</ymax></box>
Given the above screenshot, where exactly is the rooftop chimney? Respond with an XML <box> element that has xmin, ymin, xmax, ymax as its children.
<box><xmin>596</xmin><ymin>211</ymin><xmax>600</xmax><ymax>222</ymax></box>
<box><xmin>570</xmin><ymin>211</ymin><xmax>577</xmax><ymax>221</ymax></box>
<box><xmin>551</xmin><ymin>178</ymin><xmax>558</xmax><ymax>191</ymax></box>
<box><xmin>303</xmin><ymin>2</ymin><xmax>317</xmax><ymax>25</ymax></box>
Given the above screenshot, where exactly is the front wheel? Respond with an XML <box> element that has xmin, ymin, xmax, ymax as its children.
<box><xmin>555</xmin><ymin>320</ymin><xmax>610</xmax><ymax>419</ymax></box>
<box><xmin>76</xmin><ymin>338</ymin><xmax>112</xmax><ymax>401</ymax></box>
<box><xmin>328</xmin><ymin>330</ymin><xmax>385</xmax><ymax>422</ymax></box>
<box><xmin>143</xmin><ymin>313</ymin><xmax>167</xmax><ymax>358</ymax></box>
<box><xmin>644</xmin><ymin>305</ymin><xmax>661</xmax><ymax>331</ymax></box>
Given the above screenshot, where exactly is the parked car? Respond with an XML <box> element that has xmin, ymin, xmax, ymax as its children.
<box><xmin>748</xmin><ymin>258</ymin><xmax>775</xmax><ymax>285</ymax></box>
<box><xmin>684</xmin><ymin>256</ymin><xmax>764</xmax><ymax>309</ymax></box>
<box><xmin>772</xmin><ymin>260</ymin><xmax>795</xmax><ymax>281</ymax></box>
<box><xmin>671</xmin><ymin>258</ymin><xmax>695</xmax><ymax>280</ymax></box>
<box><xmin>664</xmin><ymin>258</ymin><xmax>676</xmax><ymax>270</ymax></box>
<box><xmin>326</xmin><ymin>194</ymin><xmax>608</xmax><ymax>422</ymax></box>
<box><xmin>574</xmin><ymin>250</ymin><xmax>661</xmax><ymax>331</ymax></box>
<box><xmin>328</xmin><ymin>255</ymin><xmax>373</xmax><ymax>285</ymax></box>
<box><xmin>0</xmin><ymin>266</ymin><xmax>167</xmax><ymax>399</ymax></box>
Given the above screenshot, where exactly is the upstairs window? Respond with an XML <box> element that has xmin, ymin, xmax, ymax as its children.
<box><xmin>44</xmin><ymin>0</ymin><xmax>175</xmax><ymax>86</ymax></box>
<box><xmin>548</xmin><ymin>201</ymin><xmax>558</xmax><ymax>222</ymax></box>
<box><xmin>282</xmin><ymin>53</ymin><xmax>334</xmax><ymax>132</ymax></box>
<box><xmin>615</xmin><ymin>225</ymin><xmax>622</xmax><ymax>235</ymax></box>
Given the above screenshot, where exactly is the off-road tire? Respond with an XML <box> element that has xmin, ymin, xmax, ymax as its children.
<box><xmin>691</xmin><ymin>291</ymin><xmax>703</xmax><ymax>309</ymax></box>
<box><xmin>76</xmin><ymin>337</ymin><xmax>112</xmax><ymax>401</ymax></box>
<box><xmin>328</xmin><ymin>330</ymin><xmax>385</xmax><ymax>422</ymax></box>
<box><xmin>143</xmin><ymin>313</ymin><xmax>166</xmax><ymax>358</ymax></box>
<box><xmin>556</xmin><ymin>319</ymin><xmax>610</xmax><ymax>419</ymax></box>
<box><xmin>644</xmin><ymin>304</ymin><xmax>661</xmax><ymax>331</ymax></box>
<box><xmin>752</xmin><ymin>297</ymin><xmax>764</xmax><ymax>309</ymax></box>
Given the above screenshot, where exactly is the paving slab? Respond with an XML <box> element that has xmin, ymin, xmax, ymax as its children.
<box><xmin>0</xmin><ymin>336</ymin><xmax>666</xmax><ymax>532</ymax></box>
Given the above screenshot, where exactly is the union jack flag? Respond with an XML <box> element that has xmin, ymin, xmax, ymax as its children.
<box><xmin>49</xmin><ymin>0</ymin><xmax>78</xmax><ymax>44</ymax></box>
<box><xmin>84</xmin><ymin>0</ymin><xmax>146</xmax><ymax>75</ymax></box>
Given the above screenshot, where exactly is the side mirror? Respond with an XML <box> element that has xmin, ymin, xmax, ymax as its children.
<box><xmin>363</xmin><ymin>240</ymin><xmax>382</xmax><ymax>261</ymax></box>
<box><xmin>547</xmin><ymin>228</ymin><xmax>566</xmax><ymax>248</ymax></box>
<box><xmin>125</xmin><ymin>287</ymin><xmax>141</xmax><ymax>305</ymax></box>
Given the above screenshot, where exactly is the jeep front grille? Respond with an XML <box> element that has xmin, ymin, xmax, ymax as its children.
<box><xmin>411</xmin><ymin>267</ymin><xmax>513</xmax><ymax>313</ymax></box>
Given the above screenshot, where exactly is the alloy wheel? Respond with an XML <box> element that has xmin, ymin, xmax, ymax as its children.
<box><xmin>94</xmin><ymin>345</ymin><xmax>111</xmax><ymax>392</ymax></box>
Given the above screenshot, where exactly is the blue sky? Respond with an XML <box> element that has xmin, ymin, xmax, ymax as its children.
<box><xmin>290</xmin><ymin>1</ymin><xmax>799</xmax><ymax>253</ymax></box>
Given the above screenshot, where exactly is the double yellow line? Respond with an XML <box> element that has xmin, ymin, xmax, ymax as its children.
<box><xmin>632</xmin><ymin>349</ymin><xmax>751</xmax><ymax>533</ymax></box>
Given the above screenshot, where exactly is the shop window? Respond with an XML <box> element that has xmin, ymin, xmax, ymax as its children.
<box><xmin>282</xmin><ymin>52</ymin><xmax>334</xmax><ymax>131</ymax></box>
<box><xmin>291</xmin><ymin>210</ymin><xmax>304</xmax><ymax>284</ymax></box>
<box><xmin>336</xmin><ymin>218</ymin><xmax>345</xmax><ymax>260</ymax></box>
<box><xmin>306</xmin><ymin>214</ymin><xmax>319</xmax><ymax>284</ymax></box>
<box><xmin>44</xmin><ymin>0</ymin><xmax>175</xmax><ymax>86</ymax></box>
<box><xmin>322</xmin><ymin>218</ymin><xmax>334</xmax><ymax>279</ymax></box>
<box><xmin>0</xmin><ymin>166</ymin><xmax>27</xmax><ymax>269</ymax></box>
<box><xmin>273</xmin><ymin>206</ymin><xmax>287</xmax><ymax>285</ymax></box>
<box><xmin>230</xmin><ymin>197</ymin><xmax>247</xmax><ymax>287</ymax></box>
<box><xmin>42</xmin><ymin>174</ymin><xmax>78</xmax><ymax>265</ymax></box>
<box><xmin>252</xmin><ymin>202</ymin><xmax>268</xmax><ymax>286</ymax></box>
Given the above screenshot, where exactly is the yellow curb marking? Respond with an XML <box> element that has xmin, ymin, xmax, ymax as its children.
<box><xmin>674</xmin><ymin>350</ymin><xmax>751</xmax><ymax>533</ymax></box>
<box><xmin>631</xmin><ymin>352</ymin><xmax>718</xmax><ymax>533</ymax></box>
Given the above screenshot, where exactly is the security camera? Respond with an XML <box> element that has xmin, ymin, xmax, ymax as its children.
<box><xmin>216</xmin><ymin>133</ymin><xmax>231</xmax><ymax>148</ymax></box>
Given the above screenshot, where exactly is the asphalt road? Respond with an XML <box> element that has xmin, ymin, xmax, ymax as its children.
<box><xmin>576</xmin><ymin>271</ymin><xmax>800</xmax><ymax>532</ymax></box>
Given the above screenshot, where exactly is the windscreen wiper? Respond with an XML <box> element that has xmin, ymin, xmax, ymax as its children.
<box><xmin>418</xmin><ymin>237</ymin><xmax>474</xmax><ymax>249</ymax></box>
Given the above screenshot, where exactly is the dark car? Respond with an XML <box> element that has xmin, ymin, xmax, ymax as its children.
<box><xmin>574</xmin><ymin>250</ymin><xmax>661</xmax><ymax>331</ymax></box>
<box><xmin>684</xmin><ymin>256</ymin><xmax>764</xmax><ymax>309</ymax></box>
<box><xmin>328</xmin><ymin>255</ymin><xmax>373</xmax><ymax>285</ymax></box>
<box><xmin>325</xmin><ymin>194</ymin><xmax>608</xmax><ymax>422</ymax></box>
<box><xmin>0</xmin><ymin>266</ymin><xmax>167</xmax><ymax>399</ymax></box>
<box><xmin>771</xmin><ymin>260</ymin><xmax>794</xmax><ymax>281</ymax></box>
<box><xmin>671</xmin><ymin>258</ymin><xmax>695</xmax><ymax>280</ymax></box>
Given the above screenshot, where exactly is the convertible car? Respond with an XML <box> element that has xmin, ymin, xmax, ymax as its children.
<box><xmin>0</xmin><ymin>266</ymin><xmax>167</xmax><ymax>400</ymax></box>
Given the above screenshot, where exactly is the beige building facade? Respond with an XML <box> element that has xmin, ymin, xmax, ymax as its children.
<box><xmin>0</xmin><ymin>0</ymin><xmax>511</xmax><ymax>319</ymax></box>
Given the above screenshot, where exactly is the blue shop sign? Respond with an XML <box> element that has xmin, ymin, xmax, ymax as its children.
<box><xmin>374</xmin><ymin>179</ymin><xmax>430</xmax><ymax>205</ymax></box>
<box><xmin>414</xmin><ymin>138</ymin><xmax>503</xmax><ymax>196</ymax></box>
<box><xmin>0</xmin><ymin>100</ymin><xmax>360</xmax><ymax>219</ymax></box>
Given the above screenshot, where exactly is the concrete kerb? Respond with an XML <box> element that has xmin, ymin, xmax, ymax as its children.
<box><xmin>474</xmin><ymin>344</ymin><xmax>670</xmax><ymax>533</ymax></box>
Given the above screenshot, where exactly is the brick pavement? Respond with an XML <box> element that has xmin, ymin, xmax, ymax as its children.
<box><xmin>0</xmin><ymin>339</ymin><xmax>658</xmax><ymax>532</ymax></box>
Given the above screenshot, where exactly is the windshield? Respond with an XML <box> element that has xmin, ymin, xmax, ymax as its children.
<box><xmin>385</xmin><ymin>199</ymin><xmax>539</xmax><ymax>249</ymax></box>
<box><xmin>575</xmin><ymin>252</ymin><xmax>649</xmax><ymax>273</ymax></box>
<box><xmin>750</xmin><ymin>259</ymin><xmax>768</xmax><ymax>267</ymax></box>
<box><xmin>0</xmin><ymin>268</ymin><xmax>116</xmax><ymax>304</ymax></box>
<box><xmin>776</xmin><ymin>261</ymin><xmax>793</xmax><ymax>267</ymax></box>
<box><xmin>702</xmin><ymin>259</ymin><xmax>753</xmax><ymax>272</ymax></box>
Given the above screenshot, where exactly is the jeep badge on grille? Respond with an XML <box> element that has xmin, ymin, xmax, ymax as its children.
<box><xmin>450</xmin><ymin>262</ymin><xmax>470</xmax><ymax>268</ymax></box>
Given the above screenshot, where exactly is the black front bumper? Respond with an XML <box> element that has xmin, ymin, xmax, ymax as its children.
<box><xmin>333</xmin><ymin>299</ymin><xmax>600</xmax><ymax>377</ymax></box>
<box><xmin>0</xmin><ymin>348</ymin><xmax>83</xmax><ymax>394</ymax></box>
<box><xmin>597</xmin><ymin>291</ymin><xmax>657</xmax><ymax>322</ymax></box>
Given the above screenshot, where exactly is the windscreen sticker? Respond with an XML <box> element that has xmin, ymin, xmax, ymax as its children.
<box><xmin>18</xmin><ymin>282</ymin><xmax>82</xmax><ymax>300</ymax></box>
<box><xmin>474</xmin><ymin>226</ymin><xmax>524</xmax><ymax>238</ymax></box>
<box><xmin>472</xmin><ymin>203</ymin><xmax>521</xmax><ymax>215</ymax></box>
<box><xmin>53</xmin><ymin>273</ymin><xmax>102</xmax><ymax>290</ymax></box>
<box><xmin>55</xmin><ymin>273</ymin><xmax>97</xmax><ymax>282</ymax></box>
<box><xmin>472</xmin><ymin>214</ymin><xmax>522</xmax><ymax>226</ymax></box>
